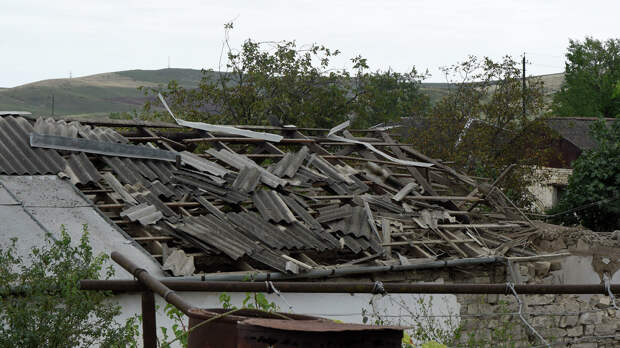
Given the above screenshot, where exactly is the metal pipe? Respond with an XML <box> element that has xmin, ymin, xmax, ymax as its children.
<box><xmin>171</xmin><ymin>256</ymin><xmax>506</xmax><ymax>282</ymax></box>
<box><xmin>111</xmin><ymin>251</ymin><xmax>196</xmax><ymax>316</ymax></box>
<box><xmin>80</xmin><ymin>280</ymin><xmax>620</xmax><ymax>295</ymax></box>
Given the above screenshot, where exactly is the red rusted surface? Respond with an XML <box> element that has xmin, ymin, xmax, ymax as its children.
<box><xmin>240</xmin><ymin>318</ymin><xmax>402</xmax><ymax>332</ymax></box>
<box><xmin>187</xmin><ymin>308</ymin><xmax>403</xmax><ymax>348</ymax></box>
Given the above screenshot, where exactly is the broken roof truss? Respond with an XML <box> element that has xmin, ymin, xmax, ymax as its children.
<box><xmin>0</xmin><ymin>113</ymin><xmax>540</xmax><ymax>277</ymax></box>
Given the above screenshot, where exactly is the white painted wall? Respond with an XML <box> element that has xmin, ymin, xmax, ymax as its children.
<box><xmin>112</xmin><ymin>282</ymin><xmax>460</xmax><ymax>347</ymax></box>
<box><xmin>0</xmin><ymin>175</ymin><xmax>460</xmax><ymax>347</ymax></box>
<box><xmin>527</xmin><ymin>167</ymin><xmax>572</xmax><ymax>211</ymax></box>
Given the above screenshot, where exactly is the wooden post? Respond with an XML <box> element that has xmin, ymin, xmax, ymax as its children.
<box><xmin>141</xmin><ymin>291</ymin><xmax>157</xmax><ymax>348</ymax></box>
<box><xmin>382</xmin><ymin>219</ymin><xmax>393</xmax><ymax>259</ymax></box>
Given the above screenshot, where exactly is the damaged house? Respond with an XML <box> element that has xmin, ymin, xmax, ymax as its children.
<box><xmin>1</xmin><ymin>112</ymin><xmax>619</xmax><ymax>347</ymax></box>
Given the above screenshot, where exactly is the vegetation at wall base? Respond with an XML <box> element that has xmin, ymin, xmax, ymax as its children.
<box><xmin>0</xmin><ymin>226</ymin><xmax>139</xmax><ymax>348</ymax></box>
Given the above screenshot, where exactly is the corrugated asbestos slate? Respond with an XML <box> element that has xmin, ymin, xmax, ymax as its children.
<box><xmin>64</xmin><ymin>152</ymin><xmax>102</xmax><ymax>185</ymax></box>
<box><xmin>280</xmin><ymin>194</ymin><xmax>322</xmax><ymax>230</ymax></box>
<box><xmin>270</xmin><ymin>146</ymin><xmax>309</xmax><ymax>178</ymax></box>
<box><xmin>206</xmin><ymin>148</ymin><xmax>287</xmax><ymax>188</ymax></box>
<box><xmin>104</xmin><ymin>157</ymin><xmax>149</xmax><ymax>186</ymax></box>
<box><xmin>173</xmin><ymin>169</ymin><xmax>247</xmax><ymax>203</ymax></box>
<box><xmin>34</xmin><ymin>117</ymin><xmax>80</xmax><ymax>138</ymax></box>
<box><xmin>120</xmin><ymin>203</ymin><xmax>164</xmax><ymax>225</ymax></box>
<box><xmin>253</xmin><ymin>190</ymin><xmax>296</xmax><ymax>223</ymax></box>
<box><xmin>232</xmin><ymin>166</ymin><xmax>261</xmax><ymax>193</ymax></box>
<box><xmin>227</xmin><ymin>211</ymin><xmax>303</xmax><ymax>250</ymax></box>
<box><xmin>345</xmin><ymin>206</ymin><xmax>372</xmax><ymax>239</ymax></box>
<box><xmin>0</xmin><ymin>116</ymin><xmax>66</xmax><ymax>175</ymax></box>
<box><xmin>363</xmin><ymin>195</ymin><xmax>404</xmax><ymax>213</ymax></box>
<box><xmin>316</xmin><ymin>204</ymin><xmax>353</xmax><ymax>223</ymax></box>
<box><xmin>180</xmin><ymin>151</ymin><xmax>231</xmax><ymax>177</ymax></box>
<box><xmin>308</xmin><ymin>154</ymin><xmax>355</xmax><ymax>184</ymax></box>
<box><xmin>132</xmin><ymin>191</ymin><xmax>179</xmax><ymax>222</ymax></box>
<box><xmin>79</xmin><ymin>125</ymin><xmax>129</xmax><ymax>143</ymax></box>
<box><xmin>176</xmin><ymin>215</ymin><xmax>288</xmax><ymax>272</ymax></box>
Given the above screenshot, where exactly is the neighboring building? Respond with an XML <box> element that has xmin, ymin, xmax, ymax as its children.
<box><xmin>528</xmin><ymin>117</ymin><xmax>617</xmax><ymax>211</ymax></box>
<box><xmin>545</xmin><ymin>117</ymin><xmax>617</xmax><ymax>168</ymax></box>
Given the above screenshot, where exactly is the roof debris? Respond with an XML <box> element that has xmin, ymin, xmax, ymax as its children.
<box><xmin>0</xmin><ymin>114</ymin><xmax>544</xmax><ymax>276</ymax></box>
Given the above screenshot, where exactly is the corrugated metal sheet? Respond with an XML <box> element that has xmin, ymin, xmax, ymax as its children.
<box><xmin>0</xmin><ymin>116</ymin><xmax>66</xmax><ymax>175</ymax></box>
<box><xmin>253</xmin><ymin>190</ymin><xmax>296</xmax><ymax>224</ymax></box>
<box><xmin>34</xmin><ymin>117</ymin><xmax>80</xmax><ymax>138</ymax></box>
<box><xmin>63</xmin><ymin>152</ymin><xmax>102</xmax><ymax>185</ymax></box>
<box><xmin>232</xmin><ymin>166</ymin><xmax>261</xmax><ymax>194</ymax></box>
<box><xmin>120</xmin><ymin>202</ymin><xmax>164</xmax><ymax>225</ymax></box>
<box><xmin>270</xmin><ymin>146</ymin><xmax>309</xmax><ymax>178</ymax></box>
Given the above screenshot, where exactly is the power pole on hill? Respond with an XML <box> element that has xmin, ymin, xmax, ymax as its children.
<box><xmin>51</xmin><ymin>95</ymin><xmax>55</xmax><ymax>116</ymax></box>
<box><xmin>522</xmin><ymin>54</ymin><xmax>526</xmax><ymax>117</ymax></box>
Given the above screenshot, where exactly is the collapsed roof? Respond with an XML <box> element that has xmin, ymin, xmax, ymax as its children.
<box><xmin>0</xmin><ymin>114</ymin><xmax>541</xmax><ymax>277</ymax></box>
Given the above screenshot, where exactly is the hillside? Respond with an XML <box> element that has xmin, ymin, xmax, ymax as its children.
<box><xmin>0</xmin><ymin>68</ymin><xmax>564</xmax><ymax>117</ymax></box>
<box><xmin>0</xmin><ymin>68</ymin><xmax>205</xmax><ymax>117</ymax></box>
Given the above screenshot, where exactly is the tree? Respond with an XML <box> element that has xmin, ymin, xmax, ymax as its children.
<box><xmin>551</xmin><ymin>37</ymin><xmax>620</xmax><ymax>118</ymax></box>
<box><xmin>142</xmin><ymin>23</ymin><xmax>428</xmax><ymax>129</ymax></box>
<box><xmin>352</xmin><ymin>67</ymin><xmax>429</xmax><ymax>128</ymax></box>
<box><xmin>407</xmin><ymin>55</ymin><xmax>556</xmax><ymax>205</ymax></box>
<box><xmin>0</xmin><ymin>226</ymin><xmax>138</xmax><ymax>348</ymax></box>
<box><xmin>551</xmin><ymin>120</ymin><xmax>620</xmax><ymax>231</ymax></box>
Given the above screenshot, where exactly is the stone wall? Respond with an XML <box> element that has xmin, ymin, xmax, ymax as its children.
<box><xmin>454</xmin><ymin>262</ymin><xmax>620</xmax><ymax>347</ymax></box>
<box><xmin>372</xmin><ymin>258</ymin><xmax>619</xmax><ymax>347</ymax></box>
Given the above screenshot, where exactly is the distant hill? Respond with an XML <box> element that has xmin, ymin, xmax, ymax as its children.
<box><xmin>0</xmin><ymin>68</ymin><xmax>206</xmax><ymax>117</ymax></box>
<box><xmin>0</xmin><ymin>68</ymin><xmax>564</xmax><ymax>118</ymax></box>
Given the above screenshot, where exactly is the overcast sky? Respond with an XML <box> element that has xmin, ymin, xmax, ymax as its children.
<box><xmin>2</xmin><ymin>0</ymin><xmax>619</xmax><ymax>87</ymax></box>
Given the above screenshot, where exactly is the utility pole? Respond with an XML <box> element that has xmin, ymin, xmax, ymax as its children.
<box><xmin>168</xmin><ymin>56</ymin><xmax>170</xmax><ymax>69</ymax></box>
<box><xmin>522</xmin><ymin>54</ymin><xmax>526</xmax><ymax>118</ymax></box>
<box><xmin>51</xmin><ymin>95</ymin><xmax>55</xmax><ymax>116</ymax></box>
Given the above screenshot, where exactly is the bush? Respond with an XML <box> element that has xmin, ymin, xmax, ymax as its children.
<box><xmin>551</xmin><ymin>120</ymin><xmax>620</xmax><ymax>230</ymax></box>
<box><xmin>0</xmin><ymin>226</ymin><xmax>139</xmax><ymax>348</ymax></box>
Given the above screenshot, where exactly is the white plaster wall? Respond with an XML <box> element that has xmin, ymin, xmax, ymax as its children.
<box><xmin>112</xmin><ymin>280</ymin><xmax>460</xmax><ymax>347</ymax></box>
